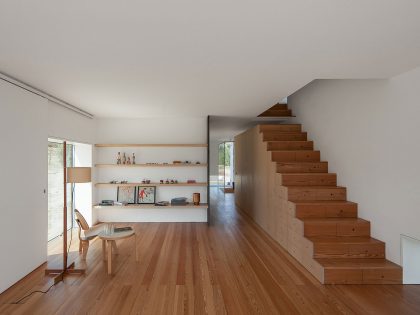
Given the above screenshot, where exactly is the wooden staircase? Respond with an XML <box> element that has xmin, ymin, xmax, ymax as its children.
<box><xmin>257</xmin><ymin>107</ymin><xmax>402</xmax><ymax>284</ymax></box>
<box><xmin>258</xmin><ymin>103</ymin><xmax>294</xmax><ymax>117</ymax></box>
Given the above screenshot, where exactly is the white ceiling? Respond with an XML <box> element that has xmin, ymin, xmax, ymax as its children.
<box><xmin>1</xmin><ymin>1</ymin><xmax>420</xmax><ymax>118</ymax></box>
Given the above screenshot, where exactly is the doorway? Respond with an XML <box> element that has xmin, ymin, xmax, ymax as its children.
<box><xmin>218</xmin><ymin>141</ymin><xmax>234</xmax><ymax>193</ymax></box>
<box><xmin>48</xmin><ymin>139</ymin><xmax>74</xmax><ymax>241</ymax></box>
<box><xmin>47</xmin><ymin>139</ymin><xmax>92</xmax><ymax>259</ymax></box>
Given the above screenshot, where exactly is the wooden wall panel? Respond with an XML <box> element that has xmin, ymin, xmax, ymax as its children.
<box><xmin>234</xmin><ymin>126</ymin><xmax>324</xmax><ymax>282</ymax></box>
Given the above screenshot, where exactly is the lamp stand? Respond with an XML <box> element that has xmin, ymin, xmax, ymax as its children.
<box><xmin>45</xmin><ymin>141</ymin><xmax>85</xmax><ymax>282</ymax></box>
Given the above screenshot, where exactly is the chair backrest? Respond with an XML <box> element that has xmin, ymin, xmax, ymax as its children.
<box><xmin>74</xmin><ymin>209</ymin><xmax>90</xmax><ymax>231</ymax></box>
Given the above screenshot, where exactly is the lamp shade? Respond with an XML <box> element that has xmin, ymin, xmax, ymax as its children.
<box><xmin>67</xmin><ymin>167</ymin><xmax>91</xmax><ymax>183</ymax></box>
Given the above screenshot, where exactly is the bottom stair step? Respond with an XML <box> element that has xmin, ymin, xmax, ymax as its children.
<box><xmin>316</xmin><ymin>258</ymin><xmax>402</xmax><ymax>284</ymax></box>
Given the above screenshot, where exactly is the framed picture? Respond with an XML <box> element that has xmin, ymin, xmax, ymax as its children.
<box><xmin>117</xmin><ymin>186</ymin><xmax>136</xmax><ymax>204</ymax></box>
<box><xmin>136</xmin><ymin>186</ymin><xmax>156</xmax><ymax>204</ymax></box>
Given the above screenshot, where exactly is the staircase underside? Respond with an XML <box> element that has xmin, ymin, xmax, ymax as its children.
<box><xmin>234</xmin><ymin>105</ymin><xmax>402</xmax><ymax>284</ymax></box>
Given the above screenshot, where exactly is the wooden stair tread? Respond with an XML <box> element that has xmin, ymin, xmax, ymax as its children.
<box><xmin>262</xmin><ymin>130</ymin><xmax>306</xmax><ymax>134</ymax></box>
<box><xmin>258</xmin><ymin>109</ymin><xmax>293</xmax><ymax>117</ymax></box>
<box><xmin>267</xmin><ymin>141</ymin><xmax>314</xmax><ymax>151</ymax></box>
<box><xmin>270</xmin><ymin>104</ymin><xmax>288</xmax><ymax>110</ymax></box>
<box><xmin>291</xmin><ymin>200</ymin><xmax>357</xmax><ymax>205</ymax></box>
<box><xmin>263</xmin><ymin>132</ymin><xmax>307</xmax><ymax>141</ymax></box>
<box><xmin>307</xmin><ymin>236</ymin><xmax>384</xmax><ymax>244</ymax></box>
<box><xmin>277</xmin><ymin>161</ymin><xmax>328</xmax><ymax>164</ymax></box>
<box><xmin>268</xmin><ymin>141</ymin><xmax>312</xmax><ymax>145</ymax></box>
<box><xmin>285</xmin><ymin>185</ymin><xmax>345</xmax><ymax>189</ymax></box>
<box><xmin>259</xmin><ymin>124</ymin><xmax>300</xmax><ymax>128</ymax></box>
<box><xmin>263</xmin><ymin>132</ymin><xmax>306</xmax><ymax>135</ymax></box>
<box><xmin>316</xmin><ymin>258</ymin><xmax>401</xmax><ymax>269</ymax></box>
<box><xmin>302</xmin><ymin>218</ymin><xmax>368</xmax><ymax>224</ymax></box>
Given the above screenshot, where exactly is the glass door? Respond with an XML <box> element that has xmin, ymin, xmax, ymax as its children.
<box><xmin>48</xmin><ymin>140</ymin><xmax>74</xmax><ymax>241</ymax></box>
<box><xmin>218</xmin><ymin>141</ymin><xmax>234</xmax><ymax>192</ymax></box>
<box><xmin>218</xmin><ymin>143</ymin><xmax>225</xmax><ymax>189</ymax></box>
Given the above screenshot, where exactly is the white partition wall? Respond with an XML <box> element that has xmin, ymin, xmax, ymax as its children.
<box><xmin>94</xmin><ymin>117</ymin><xmax>208</xmax><ymax>223</ymax></box>
<box><xmin>0</xmin><ymin>80</ymin><xmax>48</xmax><ymax>294</ymax></box>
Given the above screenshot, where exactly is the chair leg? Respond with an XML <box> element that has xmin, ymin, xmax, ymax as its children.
<box><xmin>82</xmin><ymin>241</ymin><xmax>89</xmax><ymax>260</ymax></box>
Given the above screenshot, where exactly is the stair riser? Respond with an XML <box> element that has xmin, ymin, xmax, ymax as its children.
<box><xmin>280</xmin><ymin>174</ymin><xmax>337</xmax><ymax>186</ymax></box>
<box><xmin>271</xmin><ymin>104</ymin><xmax>288</xmax><ymax>111</ymax></box>
<box><xmin>287</xmin><ymin>187</ymin><xmax>346</xmax><ymax>201</ymax></box>
<box><xmin>277</xmin><ymin>162</ymin><xmax>328</xmax><ymax>173</ymax></box>
<box><xmin>259</xmin><ymin>125</ymin><xmax>301</xmax><ymax>132</ymax></box>
<box><xmin>304</xmin><ymin>221</ymin><xmax>370</xmax><ymax>237</ymax></box>
<box><xmin>259</xmin><ymin>109</ymin><xmax>292</xmax><ymax>117</ymax></box>
<box><xmin>314</xmin><ymin>243</ymin><xmax>385</xmax><ymax>259</ymax></box>
<box><xmin>324</xmin><ymin>268</ymin><xmax>402</xmax><ymax>284</ymax></box>
<box><xmin>294</xmin><ymin>204</ymin><xmax>358</xmax><ymax>219</ymax></box>
<box><xmin>272</xmin><ymin>151</ymin><xmax>320</xmax><ymax>162</ymax></box>
<box><xmin>263</xmin><ymin>133</ymin><xmax>307</xmax><ymax>141</ymax></box>
<box><xmin>267</xmin><ymin>141</ymin><xmax>314</xmax><ymax>151</ymax></box>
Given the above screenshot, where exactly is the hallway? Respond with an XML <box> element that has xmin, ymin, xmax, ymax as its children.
<box><xmin>1</xmin><ymin>189</ymin><xmax>420</xmax><ymax>314</ymax></box>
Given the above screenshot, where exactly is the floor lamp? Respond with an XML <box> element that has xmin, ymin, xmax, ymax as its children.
<box><xmin>45</xmin><ymin>141</ymin><xmax>91</xmax><ymax>284</ymax></box>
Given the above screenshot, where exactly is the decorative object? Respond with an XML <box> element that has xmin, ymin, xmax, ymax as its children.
<box><xmin>117</xmin><ymin>186</ymin><xmax>136</xmax><ymax>204</ymax></box>
<box><xmin>122</xmin><ymin>152</ymin><xmax>127</xmax><ymax>164</ymax></box>
<box><xmin>137</xmin><ymin>186</ymin><xmax>156</xmax><ymax>204</ymax></box>
<box><xmin>116</xmin><ymin>152</ymin><xmax>122</xmax><ymax>165</ymax></box>
<box><xmin>126</xmin><ymin>157</ymin><xmax>131</xmax><ymax>164</ymax></box>
<box><xmin>193</xmin><ymin>193</ymin><xmax>201</xmax><ymax>205</ymax></box>
<box><xmin>99</xmin><ymin>200</ymin><xmax>114</xmax><ymax>206</ymax></box>
<box><xmin>171</xmin><ymin>197</ymin><xmax>188</xmax><ymax>205</ymax></box>
<box><xmin>196</xmin><ymin>161</ymin><xmax>201</xmax><ymax>164</ymax></box>
<box><xmin>132</xmin><ymin>153</ymin><xmax>136</xmax><ymax>164</ymax></box>
<box><xmin>160</xmin><ymin>179</ymin><xmax>164</xmax><ymax>184</ymax></box>
<box><xmin>155</xmin><ymin>201</ymin><xmax>169</xmax><ymax>206</ymax></box>
<box><xmin>45</xmin><ymin>143</ymin><xmax>91</xmax><ymax>281</ymax></box>
<box><xmin>187</xmin><ymin>179</ymin><xmax>196</xmax><ymax>183</ymax></box>
<box><xmin>165</xmin><ymin>179</ymin><xmax>170</xmax><ymax>184</ymax></box>
<box><xmin>173</xmin><ymin>160</ymin><xmax>182</xmax><ymax>164</ymax></box>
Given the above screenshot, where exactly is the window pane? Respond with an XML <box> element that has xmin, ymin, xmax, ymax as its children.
<box><xmin>48</xmin><ymin>141</ymin><xmax>73</xmax><ymax>241</ymax></box>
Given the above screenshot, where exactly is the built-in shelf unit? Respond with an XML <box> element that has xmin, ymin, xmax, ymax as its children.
<box><xmin>94</xmin><ymin>143</ymin><xmax>208</xmax><ymax>222</ymax></box>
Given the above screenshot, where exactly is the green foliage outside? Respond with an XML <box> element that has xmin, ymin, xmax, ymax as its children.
<box><xmin>219</xmin><ymin>142</ymin><xmax>232</xmax><ymax>166</ymax></box>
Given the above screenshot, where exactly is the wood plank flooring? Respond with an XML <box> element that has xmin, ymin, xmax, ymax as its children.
<box><xmin>1</xmin><ymin>189</ymin><xmax>420</xmax><ymax>314</ymax></box>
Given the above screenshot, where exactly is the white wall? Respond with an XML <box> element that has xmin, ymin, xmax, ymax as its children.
<box><xmin>94</xmin><ymin>117</ymin><xmax>208</xmax><ymax>222</ymax></box>
<box><xmin>402</xmin><ymin>235</ymin><xmax>420</xmax><ymax>284</ymax></box>
<box><xmin>0</xmin><ymin>80</ymin><xmax>48</xmax><ymax>294</ymax></box>
<box><xmin>288</xmin><ymin>66</ymin><xmax>420</xmax><ymax>266</ymax></box>
<box><xmin>209</xmin><ymin>140</ymin><xmax>220</xmax><ymax>185</ymax></box>
<box><xmin>0</xmin><ymin>79</ymin><xmax>95</xmax><ymax>294</ymax></box>
<box><xmin>48</xmin><ymin>101</ymin><xmax>95</xmax><ymax>144</ymax></box>
<box><xmin>74</xmin><ymin>143</ymin><xmax>93</xmax><ymax>226</ymax></box>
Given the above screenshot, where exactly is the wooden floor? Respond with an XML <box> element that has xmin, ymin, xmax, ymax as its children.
<box><xmin>1</xmin><ymin>190</ymin><xmax>420</xmax><ymax>314</ymax></box>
